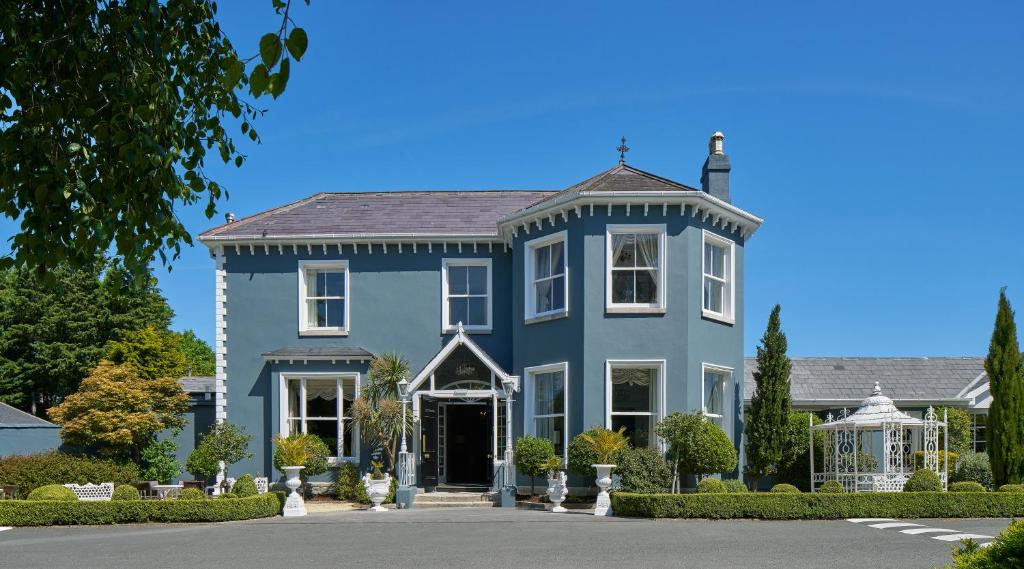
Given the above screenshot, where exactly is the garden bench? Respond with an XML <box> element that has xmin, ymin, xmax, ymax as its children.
<box><xmin>63</xmin><ymin>482</ymin><xmax>114</xmax><ymax>501</ymax></box>
<box><xmin>0</xmin><ymin>484</ymin><xmax>17</xmax><ymax>499</ymax></box>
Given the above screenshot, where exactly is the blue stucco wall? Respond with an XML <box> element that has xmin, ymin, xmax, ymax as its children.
<box><xmin>222</xmin><ymin>244</ymin><xmax>515</xmax><ymax>480</ymax></box>
<box><xmin>164</xmin><ymin>395</ymin><xmax>216</xmax><ymax>482</ymax></box>
<box><xmin>0</xmin><ymin>426</ymin><xmax>61</xmax><ymax>457</ymax></box>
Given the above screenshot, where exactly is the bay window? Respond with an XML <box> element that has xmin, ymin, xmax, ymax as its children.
<box><xmin>606</xmin><ymin>225</ymin><xmax>666</xmax><ymax>312</ymax></box>
<box><xmin>702</xmin><ymin>231</ymin><xmax>734</xmax><ymax>322</ymax></box>
<box><xmin>702</xmin><ymin>365</ymin><xmax>732</xmax><ymax>428</ymax></box>
<box><xmin>607</xmin><ymin>361</ymin><xmax>665</xmax><ymax>449</ymax></box>
<box><xmin>525</xmin><ymin>231</ymin><xmax>568</xmax><ymax>322</ymax></box>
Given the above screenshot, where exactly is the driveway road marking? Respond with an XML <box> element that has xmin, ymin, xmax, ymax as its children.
<box><xmin>868</xmin><ymin>522</ymin><xmax>923</xmax><ymax>529</ymax></box>
<box><xmin>847</xmin><ymin>518</ymin><xmax>896</xmax><ymax>523</ymax></box>
<box><xmin>931</xmin><ymin>533</ymin><xmax>993</xmax><ymax>542</ymax></box>
<box><xmin>0</xmin><ymin>527</ymin><xmax>11</xmax><ymax>533</ymax></box>
<box><xmin>900</xmin><ymin>528</ymin><xmax>959</xmax><ymax>535</ymax></box>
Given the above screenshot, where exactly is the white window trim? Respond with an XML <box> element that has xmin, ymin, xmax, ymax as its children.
<box><xmin>605</xmin><ymin>359</ymin><xmax>667</xmax><ymax>450</ymax></box>
<box><xmin>701</xmin><ymin>363</ymin><xmax>733</xmax><ymax>423</ymax></box>
<box><xmin>278</xmin><ymin>372</ymin><xmax>360</xmax><ymax>465</ymax></box>
<box><xmin>524</xmin><ymin>230</ymin><xmax>569</xmax><ymax>324</ymax></box>
<box><xmin>440</xmin><ymin>258</ymin><xmax>492</xmax><ymax>333</ymax></box>
<box><xmin>523</xmin><ymin>362</ymin><xmax>569</xmax><ymax>464</ymax></box>
<box><xmin>702</xmin><ymin>230</ymin><xmax>735</xmax><ymax>324</ymax></box>
<box><xmin>297</xmin><ymin>260</ymin><xmax>350</xmax><ymax>336</ymax></box>
<box><xmin>605</xmin><ymin>224</ymin><xmax>667</xmax><ymax>313</ymax></box>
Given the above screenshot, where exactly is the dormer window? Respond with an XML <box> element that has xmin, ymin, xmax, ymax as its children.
<box><xmin>606</xmin><ymin>224</ymin><xmax>666</xmax><ymax>313</ymax></box>
<box><xmin>525</xmin><ymin>231</ymin><xmax>568</xmax><ymax>323</ymax></box>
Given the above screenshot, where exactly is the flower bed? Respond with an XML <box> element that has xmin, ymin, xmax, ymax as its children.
<box><xmin>0</xmin><ymin>492</ymin><xmax>284</xmax><ymax>526</ymax></box>
<box><xmin>611</xmin><ymin>492</ymin><xmax>1024</xmax><ymax>520</ymax></box>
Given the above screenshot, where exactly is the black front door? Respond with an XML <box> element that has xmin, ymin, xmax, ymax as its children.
<box><xmin>446</xmin><ymin>404</ymin><xmax>492</xmax><ymax>484</ymax></box>
<box><xmin>420</xmin><ymin>399</ymin><xmax>438</xmax><ymax>489</ymax></box>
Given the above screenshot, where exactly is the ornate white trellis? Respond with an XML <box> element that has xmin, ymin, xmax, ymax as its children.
<box><xmin>811</xmin><ymin>383</ymin><xmax>947</xmax><ymax>493</ymax></box>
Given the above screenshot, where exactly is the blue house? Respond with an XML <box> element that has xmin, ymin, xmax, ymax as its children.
<box><xmin>197</xmin><ymin>133</ymin><xmax>762</xmax><ymax>492</ymax></box>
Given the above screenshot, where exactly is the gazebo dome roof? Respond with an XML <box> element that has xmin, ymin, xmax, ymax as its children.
<box><xmin>813</xmin><ymin>382</ymin><xmax>945</xmax><ymax>429</ymax></box>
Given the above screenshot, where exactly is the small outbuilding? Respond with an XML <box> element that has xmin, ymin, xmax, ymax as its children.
<box><xmin>0</xmin><ymin>402</ymin><xmax>61</xmax><ymax>457</ymax></box>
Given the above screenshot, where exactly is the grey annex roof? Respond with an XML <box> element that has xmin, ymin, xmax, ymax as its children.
<box><xmin>261</xmin><ymin>346</ymin><xmax>374</xmax><ymax>360</ymax></box>
<box><xmin>178</xmin><ymin>376</ymin><xmax>216</xmax><ymax>393</ymax></box>
<box><xmin>199</xmin><ymin>190</ymin><xmax>558</xmax><ymax>240</ymax></box>
<box><xmin>0</xmin><ymin>402</ymin><xmax>58</xmax><ymax>427</ymax></box>
<box><xmin>743</xmin><ymin>357</ymin><xmax>986</xmax><ymax>404</ymax></box>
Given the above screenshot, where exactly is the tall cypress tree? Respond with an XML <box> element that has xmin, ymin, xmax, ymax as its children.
<box><xmin>744</xmin><ymin>304</ymin><xmax>793</xmax><ymax>489</ymax></box>
<box><xmin>985</xmin><ymin>288</ymin><xmax>1024</xmax><ymax>486</ymax></box>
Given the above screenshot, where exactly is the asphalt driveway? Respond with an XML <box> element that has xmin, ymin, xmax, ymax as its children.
<box><xmin>0</xmin><ymin>508</ymin><xmax>1013</xmax><ymax>569</ymax></box>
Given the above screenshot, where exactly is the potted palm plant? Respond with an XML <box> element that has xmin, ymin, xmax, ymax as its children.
<box><xmin>543</xmin><ymin>456</ymin><xmax>568</xmax><ymax>513</ymax></box>
<box><xmin>362</xmin><ymin>460</ymin><xmax>391</xmax><ymax>512</ymax></box>
<box><xmin>273</xmin><ymin>434</ymin><xmax>312</xmax><ymax>517</ymax></box>
<box><xmin>580</xmin><ymin>426</ymin><xmax>629</xmax><ymax>516</ymax></box>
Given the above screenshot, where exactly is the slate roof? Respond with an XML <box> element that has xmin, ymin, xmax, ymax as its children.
<box><xmin>519</xmin><ymin>163</ymin><xmax>701</xmax><ymax>214</ymax></box>
<box><xmin>743</xmin><ymin>357</ymin><xmax>986</xmax><ymax>403</ymax></box>
<box><xmin>178</xmin><ymin>376</ymin><xmax>216</xmax><ymax>393</ymax></box>
<box><xmin>0</xmin><ymin>402</ymin><xmax>58</xmax><ymax>427</ymax></box>
<box><xmin>262</xmin><ymin>346</ymin><xmax>374</xmax><ymax>359</ymax></box>
<box><xmin>200</xmin><ymin>190</ymin><xmax>558</xmax><ymax>240</ymax></box>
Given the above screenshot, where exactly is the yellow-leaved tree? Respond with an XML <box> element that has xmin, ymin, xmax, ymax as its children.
<box><xmin>49</xmin><ymin>363</ymin><xmax>189</xmax><ymax>461</ymax></box>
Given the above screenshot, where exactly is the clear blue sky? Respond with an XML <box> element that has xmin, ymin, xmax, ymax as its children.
<box><xmin>13</xmin><ymin>1</ymin><xmax>1024</xmax><ymax>356</ymax></box>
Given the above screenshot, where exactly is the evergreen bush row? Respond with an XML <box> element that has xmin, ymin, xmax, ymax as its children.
<box><xmin>0</xmin><ymin>452</ymin><xmax>139</xmax><ymax>496</ymax></box>
<box><xmin>611</xmin><ymin>491</ymin><xmax>1024</xmax><ymax>519</ymax></box>
<box><xmin>0</xmin><ymin>492</ymin><xmax>284</xmax><ymax>526</ymax></box>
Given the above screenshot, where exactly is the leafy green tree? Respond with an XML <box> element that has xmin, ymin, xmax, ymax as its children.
<box><xmin>193</xmin><ymin>422</ymin><xmax>253</xmax><ymax>490</ymax></box>
<box><xmin>514</xmin><ymin>435</ymin><xmax>556</xmax><ymax>495</ymax></box>
<box><xmin>935</xmin><ymin>406</ymin><xmax>974</xmax><ymax>456</ymax></box>
<box><xmin>140</xmin><ymin>438</ymin><xmax>182</xmax><ymax>484</ymax></box>
<box><xmin>775</xmin><ymin>412</ymin><xmax>827</xmax><ymax>491</ymax></box>
<box><xmin>745</xmin><ymin>304</ymin><xmax>793</xmax><ymax>489</ymax></box>
<box><xmin>177</xmin><ymin>330</ymin><xmax>215</xmax><ymax>376</ymax></box>
<box><xmin>185</xmin><ymin>444</ymin><xmax>219</xmax><ymax>482</ymax></box>
<box><xmin>47</xmin><ymin>363</ymin><xmax>189</xmax><ymax>461</ymax></box>
<box><xmin>0</xmin><ymin>0</ymin><xmax>310</xmax><ymax>276</ymax></box>
<box><xmin>0</xmin><ymin>262</ymin><xmax>172</xmax><ymax>412</ymax></box>
<box><xmin>657</xmin><ymin>412</ymin><xmax>738</xmax><ymax>487</ymax></box>
<box><xmin>106</xmin><ymin>326</ymin><xmax>186</xmax><ymax>380</ymax></box>
<box><xmin>986</xmin><ymin>288</ymin><xmax>1024</xmax><ymax>486</ymax></box>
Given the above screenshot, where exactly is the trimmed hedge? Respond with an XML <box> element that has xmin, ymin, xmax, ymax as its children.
<box><xmin>770</xmin><ymin>483</ymin><xmax>801</xmax><ymax>493</ymax></box>
<box><xmin>611</xmin><ymin>492</ymin><xmax>1024</xmax><ymax>519</ymax></box>
<box><xmin>949</xmin><ymin>481</ymin><xmax>986</xmax><ymax>493</ymax></box>
<box><xmin>819</xmin><ymin>480</ymin><xmax>846</xmax><ymax>494</ymax></box>
<box><xmin>232</xmin><ymin>474</ymin><xmax>258</xmax><ymax>497</ymax></box>
<box><xmin>723</xmin><ymin>479</ymin><xmax>748</xmax><ymax>494</ymax></box>
<box><xmin>27</xmin><ymin>485</ymin><xmax>78</xmax><ymax>501</ymax></box>
<box><xmin>0</xmin><ymin>452</ymin><xmax>139</xmax><ymax>496</ymax></box>
<box><xmin>112</xmin><ymin>485</ymin><xmax>141</xmax><ymax>501</ymax></box>
<box><xmin>696</xmin><ymin>478</ymin><xmax>726</xmax><ymax>494</ymax></box>
<box><xmin>0</xmin><ymin>492</ymin><xmax>284</xmax><ymax>526</ymax></box>
<box><xmin>998</xmin><ymin>484</ymin><xmax>1024</xmax><ymax>493</ymax></box>
<box><xmin>903</xmin><ymin>468</ymin><xmax>942</xmax><ymax>492</ymax></box>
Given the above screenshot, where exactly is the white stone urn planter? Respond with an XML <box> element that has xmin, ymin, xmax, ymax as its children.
<box><xmin>281</xmin><ymin>465</ymin><xmax>306</xmax><ymax>517</ymax></box>
<box><xmin>362</xmin><ymin>473</ymin><xmax>391</xmax><ymax>512</ymax></box>
<box><xmin>592</xmin><ymin>464</ymin><xmax>615</xmax><ymax>516</ymax></box>
<box><xmin>546</xmin><ymin>471</ymin><xmax>569</xmax><ymax>513</ymax></box>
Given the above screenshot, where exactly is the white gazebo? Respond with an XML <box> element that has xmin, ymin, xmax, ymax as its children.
<box><xmin>810</xmin><ymin>382</ymin><xmax>948</xmax><ymax>493</ymax></box>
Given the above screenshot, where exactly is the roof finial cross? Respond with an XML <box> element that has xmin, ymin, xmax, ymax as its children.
<box><xmin>617</xmin><ymin>136</ymin><xmax>629</xmax><ymax>164</ymax></box>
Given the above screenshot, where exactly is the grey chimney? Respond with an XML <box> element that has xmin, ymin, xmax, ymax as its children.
<box><xmin>225</xmin><ymin>212</ymin><xmax>236</xmax><ymax>224</ymax></box>
<box><xmin>700</xmin><ymin>131</ymin><xmax>731</xmax><ymax>203</ymax></box>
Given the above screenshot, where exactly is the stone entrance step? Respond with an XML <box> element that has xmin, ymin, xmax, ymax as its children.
<box><xmin>414</xmin><ymin>491</ymin><xmax>498</xmax><ymax>508</ymax></box>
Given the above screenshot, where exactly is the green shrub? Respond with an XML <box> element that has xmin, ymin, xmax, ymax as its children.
<box><xmin>949</xmin><ymin>481</ymin><xmax>986</xmax><ymax>493</ymax></box>
<box><xmin>913</xmin><ymin>451</ymin><xmax>958</xmax><ymax>474</ymax></box>
<box><xmin>232</xmin><ymin>474</ymin><xmax>258</xmax><ymax>498</ymax></box>
<box><xmin>611</xmin><ymin>492</ymin><xmax>1024</xmax><ymax>520</ymax></box>
<box><xmin>0</xmin><ymin>492</ymin><xmax>282</xmax><ymax>526</ymax></box>
<box><xmin>775</xmin><ymin>412</ymin><xmax>827</xmax><ymax>492</ymax></box>
<box><xmin>112</xmin><ymin>485</ymin><xmax>141</xmax><ymax>501</ymax></box>
<box><xmin>567</xmin><ymin>428</ymin><xmax>609</xmax><ymax>480</ymax></box>
<box><xmin>140</xmin><ymin>439</ymin><xmax>181</xmax><ymax>484</ymax></box>
<box><xmin>947</xmin><ymin>519</ymin><xmax>1024</xmax><ymax>569</ymax></box>
<box><xmin>0</xmin><ymin>452</ymin><xmax>139</xmax><ymax>496</ymax></box>
<box><xmin>696</xmin><ymin>478</ymin><xmax>727</xmax><ymax>494</ymax></box>
<box><xmin>723</xmin><ymin>479</ymin><xmax>748</xmax><ymax>493</ymax></box>
<box><xmin>177</xmin><ymin>487</ymin><xmax>206</xmax><ymax>500</ymax></box>
<box><xmin>615</xmin><ymin>447</ymin><xmax>671</xmax><ymax>494</ymax></box>
<box><xmin>770</xmin><ymin>483</ymin><xmax>801</xmax><ymax>493</ymax></box>
<box><xmin>819</xmin><ymin>480</ymin><xmax>846</xmax><ymax>493</ymax></box>
<box><xmin>514</xmin><ymin>435</ymin><xmax>556</xmax><ymax>494</ymax></box>
<box><xmin>272</xmin><ymin>433</ymin><xmax>330</xmax><ymax>477</ymax></box>
<box><xmin>951</xmin><ymin>452</ymin><xmax>994</xmax><ymax>489</ymax></box>
<box><xmin>335</xmin><ymin>462</ymin><xmax>369</xmax><ymax>503</ymax></box>
<box><xmin>998</xmin><ymin>484</ymin><xmax>1024</xmax><ymax>493</ymax></box>
<box><xmin>903</xmin><ymin>469</ymin><xmax>942</xmax><ymax>492</ymax></box>
<box><xmin>185</xmin><ymin>444</ymin><xmax>219</xmax><ymax>481</ymax></box>
<box><xmin>26</xmin><ymin>484</ymin><xmax>78</xmax><ymax>501</ymax></box>
<box><xmin>656</xmin><ymin>412</ymin><xmax>738</xmax><ymax>481</ymax></box>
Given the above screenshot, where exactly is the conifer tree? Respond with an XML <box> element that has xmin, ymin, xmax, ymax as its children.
<box><xmin>986</xmin><ymin>288</ymin><xmax>1024</xmax><ymax>486</ymax></box>
<box><xmin>744</xmin><ymin>304</ymin><xmax>793</xmax><ymax>489</ymax></box>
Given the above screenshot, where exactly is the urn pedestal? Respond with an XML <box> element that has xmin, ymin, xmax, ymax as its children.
<box><xmin>281</xmin><ymin>466</ymin><xmax>306</xmax><ymax>518</ymax></box>
<box><xmin>592</xmin><ymin>464</ymin><xmax>615</xmax><ymax>516</ymax></box>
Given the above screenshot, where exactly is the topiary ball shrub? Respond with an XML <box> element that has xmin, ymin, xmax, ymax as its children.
<box><xmin>903</xmin><ymin>468</ymin><xmax>942</xmax><ymax>492</ymax></box>
<box><xmin>696</xmin><ymin>478</ymin><xmax>727</xmax><ymax>494</ymax></box>
<box><xmin>998</xmin><ymin>484</ymin><xmax>1024</xmax><ymax>493</ymax></box>
<box><xmin>615</xmin><ymin>446</ymin><xmax>671</xmax><ymax>494</ymax></box>
<box><xmin>514</xmin><ymin>435</ymin><xmax>556</xmax><ymax>495</ymax></box>
<box><xmin>232</xmin><ymin>474</ymin><xmax>258</xmax><ymax>497</ymax></box>
<box><xmin>818</xmin><ymin>480</ymin><xmax>846</xmax><ymax>493</ymax></box>
<box><xmin>949</xmin><ymin>481</ymin><xmax>986</xmax><ymax>493</ymax></box>
<box><xmin>26</xmin><ymin>484</ymin><xmax>78</xmax><ymax>501</ymax></box>
<box><xmin>770</xmin><ymin>483</ymin><xmax>801</xmax><ymax>494</ymax></box>
<box><xmin>177</xmin><ymin>487</ymin><xmax>206</xmax><ymax>500</ymax></box>
<box><xmin>112</xmin><ymin>484</ymin><xmax>141</xmax><ymax>501</ymax></box>
<box><xmin>722</xmin><ymin>479</ymin><xmax>748</xmax><ymax>493</ymax></box>
<box><xmin>951</xmin><ymin>451</ymin><xmax>994</xmax><ymax>489</ymax></box>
